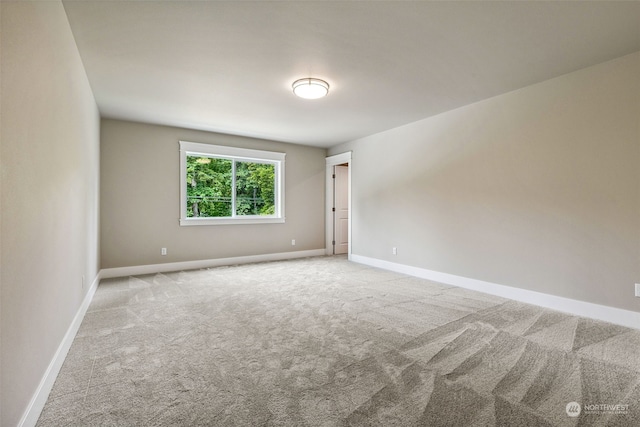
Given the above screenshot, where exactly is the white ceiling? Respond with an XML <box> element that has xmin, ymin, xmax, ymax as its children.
<box><xmin>62</xmin><ymin>1</ymin><xmax>640</xmax><ymax>148</ymax></box>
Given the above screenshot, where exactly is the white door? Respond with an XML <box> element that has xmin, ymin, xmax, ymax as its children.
<box><xmin>334</xmin><ymin>165</ymin><xmax>349</xmax><ymax>254</ymax></box>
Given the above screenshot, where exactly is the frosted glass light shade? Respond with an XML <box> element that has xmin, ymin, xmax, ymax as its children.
<box><xmin>292</xmin><ymin>78</ymin><xmax>329</xmax><ymax>99</ymax></box>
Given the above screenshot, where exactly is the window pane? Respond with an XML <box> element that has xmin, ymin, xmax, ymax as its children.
<box><xmin>186</xmin><ymin>156</ymin><xmax>232</xmax><ymax>217</ymax></box>
<box><xmin>235</xmin><ymin>161</ymin><xmax>275</xmax><ymax>216</ymax></box>
<box><xmin>180</xmin><ymin>141</ymin><xmax>284</xmax><ymax>225</ymax></box>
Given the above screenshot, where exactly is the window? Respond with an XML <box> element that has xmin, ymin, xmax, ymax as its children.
<box><xmin>179</xmin><ymin>141</ymin><xmax>285</xmax><ymax>225</ymax></box>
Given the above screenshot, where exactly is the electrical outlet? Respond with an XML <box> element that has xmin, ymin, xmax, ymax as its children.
<box><xmin>161</xmin><ymin>247</ymin><xmax>167</xmax><ymax>256</ymax></box>
<box><xmin>291</xmin><ymin>239</ymin><xmax>296</xmax><ymax>246</ymax></box>
<box><xmin>635</xmin><ymin>283</ymin><xmax>640</xmax><ymax>297</ymax></box>
<box><xmin>392</xmin><ymin>247</ymin><xmax>397</xmax><ymax>255</ymax></box>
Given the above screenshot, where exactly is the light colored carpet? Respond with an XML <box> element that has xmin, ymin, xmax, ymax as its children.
<box><xmin>37</xmin><ymin>256</ymin><xmax>640</xmax><ymax>426</ymax></box>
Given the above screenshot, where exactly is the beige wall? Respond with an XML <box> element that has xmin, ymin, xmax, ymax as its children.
<box><xmin>1</xmin><ymin>2</ymin><xmax>101</xmax><ymax>426</ymax></box>
<box><xmin>100</xmin><ymin>119</ymin><xmax>326</xmax><ymax>269</ymax></box>
<box><xmin>330</xmin><ymin>52</ymin><xmax>640</xmax><ymax>312</ymax></box>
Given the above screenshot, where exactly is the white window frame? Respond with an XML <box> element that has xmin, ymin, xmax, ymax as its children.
<box><xmin>180</xmin><ymin>141</ymin><xmax>285</xmax><ymax>226</ymax></box>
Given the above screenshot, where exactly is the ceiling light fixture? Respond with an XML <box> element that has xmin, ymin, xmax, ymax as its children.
<box><xmin>292</xmin><ymin>78</ymin><xmax>329</xmax><ymax>99</ymax></box>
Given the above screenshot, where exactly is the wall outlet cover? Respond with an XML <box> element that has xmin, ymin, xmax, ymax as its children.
<box><xmin>635</xmin><ymin>283</ymin><xmax>640</xmax><ymax>297</ymax></box>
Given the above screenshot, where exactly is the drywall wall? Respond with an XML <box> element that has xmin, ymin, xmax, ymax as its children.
<box><xmin>330</xmin><ymin>52</ymin><xmax>640</xmax><ymax>313</ymax></box>
<box><xmin>100</xmin><ymin>119</ymin><xmax>326</xmax><ymax>269</ymax></box>
<box><xmin>1</xmin><ymin>2</ymin><xmax>100</xmax><ymax>426</ymax></box>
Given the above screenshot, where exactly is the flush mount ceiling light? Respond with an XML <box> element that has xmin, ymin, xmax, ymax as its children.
<box><xmin>292</xmin><ymin>78</ymin><xmax>329</xmax><ymax>99</ymax></box>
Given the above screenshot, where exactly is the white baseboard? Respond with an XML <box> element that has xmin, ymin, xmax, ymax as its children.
<box><xmin>351</xmin><ymin>254</ymin><xmax>640</xmax><ymax>330</ymax></box>
<box><xmin>101</xmin><ymin>249</ymin><xmax>326</xmax><ymax>279</ymax></box>
<box><xmin>18</xmin><ymin>272</ymin><xmax>101</xmax><ymax>427</ymax></box>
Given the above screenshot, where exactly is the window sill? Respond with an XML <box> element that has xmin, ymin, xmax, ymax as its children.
<box><xmin>180</xmin><ymin>217</ymin><xmax>285</xmax><ymax>226</ymax></box>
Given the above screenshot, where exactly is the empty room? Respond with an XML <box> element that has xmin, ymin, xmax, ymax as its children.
<box><xmin>1</xmin><ymin>1</ymin><xmax>640</xmax><ymax>426</ymax></box>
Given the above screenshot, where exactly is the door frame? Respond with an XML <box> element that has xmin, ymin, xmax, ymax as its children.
<box><xmin>325</xmin><ymin>152</ymin><xmax>352</xmax><ymax>258</ymax></box>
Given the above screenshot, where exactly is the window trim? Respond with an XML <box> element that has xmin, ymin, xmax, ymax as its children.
<box><xmin>179</xmin><ymin>141</ymin><xmax>285</xmax><ymax>226</ymax></box>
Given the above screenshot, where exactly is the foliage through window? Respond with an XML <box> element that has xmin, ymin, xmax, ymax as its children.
<box><xmin>180</xmin><ymin>141</ymin><xmax>285</xmax><ymax>225</ymax></box>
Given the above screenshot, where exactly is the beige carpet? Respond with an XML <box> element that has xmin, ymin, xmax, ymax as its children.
<box><xmin>37</xmin><ymin>256</ymin><xmax>640</xmax><ymax>426</ymax></box>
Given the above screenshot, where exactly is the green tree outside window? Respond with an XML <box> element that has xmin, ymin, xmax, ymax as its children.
<box><xmin>186</xmin><ymin>156</ymin><xmax>275</xmax><ymax>218</ymax></box>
